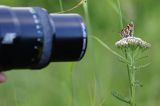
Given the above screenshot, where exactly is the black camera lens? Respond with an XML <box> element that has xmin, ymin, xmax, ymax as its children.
<box><xmin>0</xmin><ymin>6</ymin><xmax>87</xmax><ymax>70</ymax></box>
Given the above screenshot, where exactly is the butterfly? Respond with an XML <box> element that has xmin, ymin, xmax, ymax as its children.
<box><xmin>120</xmin><ymin>21</ymin><xmax>134</xmax><ymax>38</ymax></box>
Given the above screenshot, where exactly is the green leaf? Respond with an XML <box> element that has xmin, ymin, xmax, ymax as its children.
<box><xmin>135</xmin><ymin>63</ymin><xmax>151</xmax><ymax>70</ymax></box>
<box><xmin>118</xmin><ymin>58</ymin><xmax>129</xmax><ymax>64</ymax></box>
<box><xmin>136</xmin><ymin>55</ymin><xmax>148</xmax><ymax>61</ymax></box>
<box><xmin>112</xmin><ymin>91</ymin><xmax>130</xmax><ymax>104</ymax></box>
<box><xmin>135</xmin><ymin>80</ymin><xmax>143</xmax><ymax>87</ymax></box>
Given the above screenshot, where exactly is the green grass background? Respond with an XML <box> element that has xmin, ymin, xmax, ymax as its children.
<box><xmin>0</xmin><ymin>0</ymin><xmax>159</xmax><ymax>106</ymax></box>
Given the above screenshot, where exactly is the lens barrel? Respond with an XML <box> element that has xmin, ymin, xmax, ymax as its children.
<box><xmin>0</xmin><ymin>6</ymin><xmax>87</xmax><ymax>70</ymax></box>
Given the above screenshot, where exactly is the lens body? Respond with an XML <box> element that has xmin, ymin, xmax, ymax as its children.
<box><xmin>0</xmin><ymin>6</ymin><xmax>87</xmax><ymax>70</ymax></box>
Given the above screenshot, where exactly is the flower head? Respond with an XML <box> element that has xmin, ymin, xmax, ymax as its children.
<box><xmin>115</xmin><ymin>36</ymin><xmax>151</xmax><ymax>50</ymax></box>
<box><xmin>116</xmin><ymin>22</ymin><xmax>151</xmax><ymax>50</ymax></box>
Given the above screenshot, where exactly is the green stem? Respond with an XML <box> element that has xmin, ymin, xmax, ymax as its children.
<box><xmin>92</xmin><ymin>36</ymin><xmax>128</xmax><ymax>63</ymax></box>
<box><xmin>127</xmin><ymin>49</ymin><xmax>136</xmax><ymax>106</ymax></box>
<box><xmin>59</xmin><ymin>0</ymin><xmax>64</xmax><ymax>12</ymax></box>
<box><xmin>82</xmin><ymin>0</ymin><xmax>92</xmax><ymax>35</ymax></box>
<box><xmin>117</xmin><ymin>0</ymin><xmax>123</xmax><ymax>28</ymax></box>
<box><xmin>124</xmin><ymin>49</ymin><xmax>132</xmax><ymax>97</ymax></box>
<box><xmin>130</xmin><ymin>71</ymin><xmax>136</xmax><ymax>106</ymax></box>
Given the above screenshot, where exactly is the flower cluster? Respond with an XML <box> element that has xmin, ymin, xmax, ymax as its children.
<box><xmin>115</xmin><ymin>36</ymin><xmax>151</xmax><ymax>50</ymax></box>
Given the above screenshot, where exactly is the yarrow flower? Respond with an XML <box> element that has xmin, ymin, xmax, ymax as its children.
<box><xmin>115</xmin><ymin>36</ymin><xmax>151</xmax><ymax>50</ymax></box>
<box><xmin>115</xmin><ymin>21</ymin><xmax>151</xmax><ymax>50</ymax></box>
<box><xmin>113</xmin><ymin>22</ymin><xmax>151</xmax><ymax>106</ymax></box>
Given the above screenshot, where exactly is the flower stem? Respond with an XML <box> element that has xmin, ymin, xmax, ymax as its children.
<box><xmin>126</xmin><ymin>49</ymin><xmax>136</xmax><ymax>106</ymax></box>
<box><xmin>124</xmin><ymin>49</ymin><xmax>132</xmax><ymax>96</ymax></box>
<box><xmin>130</xmin><ymin>71</ymin><xmax>136</xmax><ymax>106</ymax></box>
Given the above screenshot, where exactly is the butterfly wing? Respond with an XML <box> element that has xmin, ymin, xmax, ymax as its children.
<box><xmin>120</xmin><ymin>21</ymin><xmax>134</xmax><ymax>38</ymax></box>
<box><xmin>128</xmin><ymin>21</ymin><xmax>134</xmax><ymax>36</ymax></box>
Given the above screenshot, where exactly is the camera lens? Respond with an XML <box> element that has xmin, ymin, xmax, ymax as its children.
<box><xmin>0</xmin><ymin>6</ymin><xmax>87</xmax><ymax>70</ymax></box>
<box><xmin>49</xmin><ymin>14</ymin><xmax>87</xmax><ymax>62</ymax></box>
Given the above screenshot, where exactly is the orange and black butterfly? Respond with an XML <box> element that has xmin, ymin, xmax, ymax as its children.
<box><xmin>120</xmin><ymin>21</ymin><xmax>134</xmax><ymax>38</ymax></box>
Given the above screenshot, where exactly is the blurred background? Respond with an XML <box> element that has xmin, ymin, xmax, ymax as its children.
<box><xmin>0</xmin><ymin>0</ymin><xmax>159</xmax><ymax>106</ymax></box>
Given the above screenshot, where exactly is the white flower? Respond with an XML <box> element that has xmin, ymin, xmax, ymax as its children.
<box><xmin>115</xmin><ymin>36</ymin><xmax>151</xmax><ymax>49</ymax></box>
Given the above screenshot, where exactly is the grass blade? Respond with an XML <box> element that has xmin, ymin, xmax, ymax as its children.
<box><xmin>112</xmin><ymin>91</ymin><xmax>130</xmax><ymax>104</ymax></box>
<box><xmin>91</xmin><ymin>36</ymin><xmax>128</xmax><ymax>63</ymax></box>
